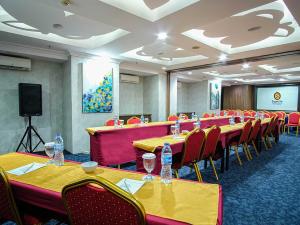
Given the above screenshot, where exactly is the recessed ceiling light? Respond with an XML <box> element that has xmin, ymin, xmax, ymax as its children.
<box><xmin>248</xmin><ymin>26</ymin><xmax>261</xmax><ymax>32</ymax></box>
<box><xmin>157</xmin><ymin>52</ymin><xmax>164</xmax><ymax>55</ymax></box>
<box><xmin>176</xmin><ymin>47</ymin><xmax>184</xmax><ymax>51</ymax></box>
<box><xmin>53</xmin><ymin>24</ymin><xmax>63</xmax><ymax>29</ymax></box>
<box><xmin>157</xmin><ymin>32</ymin><xmax>168</xmax><ymax>40</ymax></box>
<box><xmin>234</xmin><ymin>81</ymin><xmax>238</xmax><ymax>83</ymax></box>
<box><xmin>242</xmin><ymin>63</ymin><xmax>250</xmax><ymax>69</ymax></box>
<box><xmin>218</xmin><ymin>53</ymin><xmax>227</xmax><ymax>61</ymax></box>
<box><xmin>279</xmin><ymin>78</ymin><xmax>287</xmax><ymax>81</ymax></box>
<box><xmin>188</xmin><ymin>71</ymin><xmax>192</xmax><ymax>75</ymax></box>
<box><xmin>162</xmin><ymin>66</ymin><xmax>167</xmax><ymax>70</ymax></box>
<box><xmin>192</xmin><ymin>46</ymin><xmax>200</xmax><ymax>49</ymax></box>
<box><xmin>62</xmin><ymin>0</ymin><xmax>71</xmax><ymax>6</ymax></box>
<box><xmin>141</xmin><ymin>51</ymin><xmax>146</xmax><ymax>55</ymax></box>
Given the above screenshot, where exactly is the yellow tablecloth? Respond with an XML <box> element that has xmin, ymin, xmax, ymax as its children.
<box><xmin>0</xmin><ymin>153</ymin><xmax>219</xmax><ymax>225</ymax></box>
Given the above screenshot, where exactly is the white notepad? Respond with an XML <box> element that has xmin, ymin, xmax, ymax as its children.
<box><xmin>116</xmin><ymin>178</ymin><xmax>145</xmax><ymax>194</ymax></box>
<box><xmin>7</xmin><ymin>162</ymin><xmax>46</xmax><ymax>176</ymax></box>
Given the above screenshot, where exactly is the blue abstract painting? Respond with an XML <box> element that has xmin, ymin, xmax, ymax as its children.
<box><xmin>82</xmin><ymin>61</ymin><xmax>113</xmax><ymax>113</ymax></box>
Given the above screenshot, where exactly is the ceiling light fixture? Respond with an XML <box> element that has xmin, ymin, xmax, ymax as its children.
<box><xmin>188</xmin><ymin>71</ymin><xmax>192</xmax><ymax>75</ymax></box>
<box><xmin>162</xmin><ymin>67</ymin><xmax>167</xmax><ymax>70</ymax></box>
<box><xmin>176</xmin><ymin>48</ymin><xmax>184</xmax><ymax>51</ymax></box>
<box><xmin>248</xmin><ymin>26</ymin><xmax>261</xmax><ymax>32</ymax></box>
<box><xmin>62</xmin><ymin>0</ymin><xmax>71</xmax><ymax>6</ymax></box>
<box><xmin>157</xmin><ymin>32</ymin><xmax>168</xmax><ymax>40</ymax></box>
<box><xmin>218</xmin><ymin>53</ymin><xmax>227</xmax><ymax>61</ymax></box>
<box><xmin>53</xmin><ymin>24</ymin><xmax>63</xmax><ymax>29</ymax></box>
<box><xmin>192</xmin><ymin>46</ymin><xmax>200</xmax><ymax>49</ymax></box>
<box><xmin>242</xmin><ymin>63</ymin><xmax>250</xmax><ymax>69</ymax></box>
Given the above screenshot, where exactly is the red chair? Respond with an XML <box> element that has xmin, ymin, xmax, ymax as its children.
<box><xmin>284</xmin><ymin>112</ymin><xmax>300</xmax><ymax>136</ymax></box>
<box><xmin>220</xmin><ymin>110</ymin><xmax>225</xmax><ymax>116</ymax></box>
<box><xmin>250</xmin><ymin>111</ymin><xmax>256</xmax><ymax>117</ymax></box>
<box><xmin>105</xmin><ymin>119</ymin><xmax>120</xmax><ymax>126</ymax></box>
<box><xmin>198</xmin><ymin>126</ymin><xmax>221</xmax><ymax>181</ymax></box>
<box><xmin>264</xmin><ymin>113</ymin><xmax>271</xmax><ymax>118</ymax></box>
<box><xmin>275</xmin><ymin>111</ymin><xmax>286</xmax><ymax>133</ymax></box>
<box><xmin>179</xmin><ymin>114</ymin><xmax>189</xmax><ymax>120</ymax></box>
<box><xmin>210</xmin><ymin>113</ymin><xmax>215</xmax><ymax>117</ymax></box>
<box><xmin>246</xmin><ymin>119</ymin><xmax>261</xmax><ymax>156</ymax></box>
<box><xmin>167</xmin><ymin>115</ymin><xmax>179</xmax><ymax>121</ymax></box>
<box><xmin>244</xmin><ymin>111</ymin><xmax>251</xmax><ymax>117</ymax></box>
<box><xmin>127</xmin><ymin>116</ymin><xmax>141</xmax><ymax>125</ymax></box>
<box><xmin>173</xmin><ymin>128</ymin><xmax>206</xmax><ymax>181</ymax></box>
<box><xmin>227</xmin><ymin>110</ymin><xmax>235</xmax><ymax>116</ymax></box>
<box><xmin>261</xmin><ymin>117</ymin><xmax>275</xmax><ymax>149</ymax></box>
<box><xmin>62</xmin><ymin>178</ymin><xmax>146</xmax><ymax>225</ymax></box>
<box><xmin>202</xmin><ymin>113</ymin><xmax>210</xmax><ymax>118</ymax></box>
<box><xmin>229</xmin><ymin>120</ymin><xmax>253</xmax><ymax>165</ymax></box>
<box><xmin>0</xmin><ymin>167</ymin><xmax>41</xmax><ymax>225</ymax></box>
<box><xmin>269</xmin><ymin>116</ymin><xmax>279</xmax><ymax>144</ymax></box>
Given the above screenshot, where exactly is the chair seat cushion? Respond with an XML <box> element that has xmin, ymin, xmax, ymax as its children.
<box><xmin>286</xmin><ymin>123</ymin><xmax>300</xmax><ymax>127</ymax></box>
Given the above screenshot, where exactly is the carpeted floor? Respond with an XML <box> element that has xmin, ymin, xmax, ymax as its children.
<box><xmin>3</xmin><ymin>133</ymin><xmax>300</xmax><ymax>225</ymax></box>
<box><xmin>63</xmin><ymin>133</ymin><xmax>300</xmax><ymax>225</ymax></box>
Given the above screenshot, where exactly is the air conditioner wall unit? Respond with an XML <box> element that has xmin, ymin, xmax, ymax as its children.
<box><xmin>120</xmin><ymin>74</ymin><xmax>140</xmax><ymax>84</ymax></box>
<box><xmin>0</xmin><ymin>55</ymin><xmax>31</xmax><ymax>71</ymax></box>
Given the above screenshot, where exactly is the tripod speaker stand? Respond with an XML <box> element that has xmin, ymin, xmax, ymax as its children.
<box><xmin>16</xmin><ymin>116</ymin><xmax>45</xmax><ymax>153</ymax></box>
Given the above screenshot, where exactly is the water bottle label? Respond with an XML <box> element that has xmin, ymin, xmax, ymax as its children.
<box><xmin>162</xmin><ymin>155</ymin><xmax>172</xmax><ymax>165</ymax></box>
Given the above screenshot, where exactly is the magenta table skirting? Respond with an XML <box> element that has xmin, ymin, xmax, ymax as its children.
<box><xmin>10</xmin><ymin>170</ymin><xmax>223</xmax><ymax>225</ymax></box>
<box><xmin>90</xmin><ymin>117</ymin><xmax>231</xmax><ymax>166</ymax></box>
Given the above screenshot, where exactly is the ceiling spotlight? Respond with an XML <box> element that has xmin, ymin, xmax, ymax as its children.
<box><xmin>176</xmin><ymin>48</ymin><xmax>184</xmax><ymax>51</ymax></box>
<box><xmin>242</xmin><ymin>63</ymin><xmax>250</xmax><ymax>69</ymax></box>
<box><xmin>162</xmin><ymin>67</ymin><xmax>167</xmax><ymax>70</ymax></box>
<box><xmin>248</xmin><ymin>26</ymin><xmax>261</xmax><ymax>32</ymax></box>
<box><xmin>62</xmin><ymin>0</ymin><xmax>71</xmax><ymax>6</ymax></box>
<box><xmin>53</xmin><ymin>24</ymin><xmax>63</xmax><ymax>29</ymax></box>
<box><xmin>188</xmin><ymin>71</ymin><xmax>192</xmax><ymax>75</ymax></box>
<box><xmin>157</xmin><ymin>32</ymin><xmax>168</xmax><ymax>40</ymax></box>
<box><xmin>192</xmin><ymin>46</ymin><xmax>200</xmax><ymax>49</ymax></box>
<box><xmin>218</xmin><ymin>53</ymin><xmax>227</xmax><ymax>61</ymax></box>
<box><xmin>279</xmin><ymin>78</ymin><xmax>287</xmax><ymax>81</ymax></box>
<box><xmin>141</xmin><ymin>51</ymin><xmax>146</xmax><ymax>55</ymax></box>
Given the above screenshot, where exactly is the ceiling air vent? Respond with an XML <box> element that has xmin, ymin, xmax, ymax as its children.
<box><xmin>0</xmin><ymin>55</ymin><xmax>31</xmax><ymax>71</ymax></box>
<box><xmin>120</xmin><ymin>74</ymin><xmax>140</xmax><ymax>84</ymax></box>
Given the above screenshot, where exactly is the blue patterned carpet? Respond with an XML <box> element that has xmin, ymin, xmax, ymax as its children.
<box><xmin>64</xmin><ymin>133</ymin><xmax>300</xmax><ymax>225</ymax></box>
<box><xmin>4</xmin><ymin>133</ymin><xmax>299</xmax><ymax>225</ymax></box>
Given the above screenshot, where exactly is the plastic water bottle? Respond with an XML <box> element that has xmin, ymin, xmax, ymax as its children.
<box><xmin>113</xmin><ymin>114</ymin><xmax>119</xmax><ymax>128</ymax></box>
<box><xmin>175</xmin><ymin>120</ymin><xmax>180</xmax><ymax>136</ymax></box>
<box><xmin>191</xmin><ymin>112</ymin><xmax>195</xmax><ymax>120</ymax></box>
<box><xmin>161</xmin><ymin>143</ymin><xmax>172</xmax><ymax>184</ymax></box>
<box><xmin>141</xmin><ymin>114</ymin><xmax>145</xmax><ymax>124</ymax></box>
<box><xmin>54</xmin><ymin>133</ymin><xmax>64</xmax><ymax>166</ymax></box>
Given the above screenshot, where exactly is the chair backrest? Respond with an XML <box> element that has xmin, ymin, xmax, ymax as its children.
<box><xmin>288</xmin><ymin>112</ymin><xmax>300</xmax><ymax>124</ymax></box>
<box><xmin>227</xmin><ymin>110</ymin><xmax>235</xmax><ymax>116</ymax></box>
<box><xmin>168</xmin><ymin>115</ymin><xmax>179</xmax><ymax>121</ymax></box>
<box><xmin>105</xmin><ymin>119</ymin><xmax>118</xmax><ymax>126</ymax></box>
<box><xmin>244</xmin><ymin>111</ymin><xmax>251</xmax><ymax>117</ymax></box>
<box><xmin>202</xmin><ymin>113</ymin><xmax>210</xmax><ymax>118</ymax></box>
<box><xmin>248</xmin><ymin>119</ymin><xmax>261</xmax><ymax>142</ymax></box>
<box><xmin>199</xmin><ymin>126</ymin><xmax>221</xmax><ymax>160</ymax></box>
<box><xmin>274</xmin><ymin>112</ymin><xmax>283</xmax><ymax>119</ymax></box>
<box><xmin>250</xmin><ymin>111</ymin><xmax>256</xmax><ymax>117</ymax></box>
<box><xmin>210</xmin><ymin>113</ymin><xmax>215</xmax><ymax>117</ymax></box>
<box><xmin>220</xmin><ymin>110</ymin><xmax>225</xmax><ymax>116</ymax></box>
<box><xmin>127</xmin><ymin>117</ymin><xmax>141</xmax><ymax>125</ymax></box>
<box><xmin>264</xmin><ymin>116</ymin><xmax>275</xmax><ymax>135</ymax></box>
<box><xmin>264</xmin><ymin>113</ymin><xmax>270</xmax><ymax>118</ymax></box>
<box><xmin>0</xmin><ymin>167</ymin><xmax>22</xmax><ymax>225</ymax></box>
<box><xmin>62</xmin><ymin>178</ymin><xmax>146</xmax><ymax>225</ymax></box>
<box><xmin>238</xmin><ymin>120</ymin><xmax>252</xmax><ymax>145</ymax></box>
<box><xmin>181</xmin><ymin>114</ymin><xmax>189</xmax><ymax>120</ymax></box>
<box><xmin>180</xmin><ymin>128</ymin><xmax>205</xmax><ymax>166</ymax></box>
<box><xmin>270</xmin><ymin>116</ymin><xmax>279</xmax><ymax>132</ymax></box>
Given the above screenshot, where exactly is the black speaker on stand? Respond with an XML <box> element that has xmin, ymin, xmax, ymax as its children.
<box><xmin>16</xmin><ymin>83</ymin><xmax>45</xmax><ymax>153</ymax></box>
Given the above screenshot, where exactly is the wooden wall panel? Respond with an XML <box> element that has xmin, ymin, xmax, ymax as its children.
<box><xmin>222</xmin><ymin>85</ymin><xmax>254</xmax><ymax>110</ymax></box>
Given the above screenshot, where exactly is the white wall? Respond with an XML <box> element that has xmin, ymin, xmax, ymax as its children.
<box><xmin>177</xmin><ymin>82</ymin><xmax>189</xmax><ymax>113</ymax></box>
<box><xmin>0</xmin><ymin>59</ymin><xmax>64</xmax><ymax>154</ymax></box>
<box><xmin>63</xmin><ymin>54</ymin><xmax>120</xmax><ymax>154</ymax></box>
<box><xmin>143</xmin><ymin>75</ymin><xmax>159</xmax><ymax>121</ymax></box>
<box><xmin>119</xmin><ymin>78</ymin><xmax>144</xmax><ymax>115</ymax></box>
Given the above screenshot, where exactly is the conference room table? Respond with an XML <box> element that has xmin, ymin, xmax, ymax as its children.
<box><xmin>0</xmin><ymin>153</ymin><xmax>223</xmax><ymax>225</ymax></box>
<box><xmin>87</xmin><ymin>116</ymin><xmax>238</xmax><ymax>166</ymax></box>
<box><xmin>134</xmin><ymin>118</ymin><xmax>272</xmax><ymax>174</ymax></box>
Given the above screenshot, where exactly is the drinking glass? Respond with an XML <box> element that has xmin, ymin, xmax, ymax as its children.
<box><xmin>171</xmin><ymin>125</ymin><xmax>176</xmax><ymax>137</ymax></box>
<box><xmin>193</xmin><ymin>122</ymin><xmax>200</xmax><ymax>129</ymax></box>
<box><xmin>142</xmin><ymin>153</ymin><xmax>156</xmax><ymax>181</ymax></box>
<box><xmin>119</xmin><ymin>120</ymin><xmax>124</xmax><ymax>127</ymax></box>
<box><xmin>44</xmin><ymin>142</ymin><xmax>55</xmax><ymax>164</ymax></box>
<box><xmin>144</xmin><ymin>118</ymin><xmax>149</xmax><ymax>124</ymax></box>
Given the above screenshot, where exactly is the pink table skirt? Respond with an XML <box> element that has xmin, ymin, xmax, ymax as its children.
<box><xmin>90</xmin><ymin>117</ymin><xmax>231</xmax><ymax>166</ymax></box>
<box><xmin>11</xmin><ymin>173</ymin><xmax>223</xmax><ymax>225</ymax></box>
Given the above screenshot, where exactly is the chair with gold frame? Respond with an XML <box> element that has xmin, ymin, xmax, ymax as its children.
<box><xmin>229</xmin><ymin>120</ymin><xmax>253</xmax><ymax>165</ymax></box>
<box><xmin>246</xmin><ymin>119</ymin><xmax>261</xmax><ymax>156</ymax></box>
<box><xmin>197</xmin><ymin>126</ymin><xmax>221</xmax><ymax>181</ymax></box>
<box><xmin>167</xmin><ymin>114</ymin><xmax>179</xmax><ymax>121</ymax></box>
<box><xmin>172</xmin><ymin>128</ymin><xmax>206</xmax><ymax>182</ymax></box>
<box><xmin>127</xmin><ymin>116</ymin><xmax>142</xmax><ymax>125</ymax></box>
<box><xmin>261</xmin><ymin>117</ymin><xmax>275</xmax><ymax>149</ymax></box>
<box><xmin>62</xmin><ymin>177</ymin><xmax>146</xmax><ymax>225</ymax></box>
<box><xmin>284</xmin><ymin>112</ymin><xmax>300</xmax><ymax>136</ymax></box>
<box><xmin>202</xmin><ymin>113</ymin><xmax>210</xmax><ymax>118</ymax></box>
<box><xmin>0</xmin><ymin>167</ymin><xmax>23</xmax><ymax>225</ymax></box>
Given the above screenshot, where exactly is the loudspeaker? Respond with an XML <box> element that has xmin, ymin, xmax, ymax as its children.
<box><xmin>18</xmin><ymin>83</ymin><xmax>42</xmax><ymax>117</ymax></box>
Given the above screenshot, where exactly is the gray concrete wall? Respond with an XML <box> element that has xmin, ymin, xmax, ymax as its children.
<box><xmin>119</xmin><ymin>78</ymin><xmax>144</xmax><ymax>115</ymax></box>
<box><xmin>0</xmin><ymin>59</ymin><xmax>64</xmax><ymax>154</ymax></box>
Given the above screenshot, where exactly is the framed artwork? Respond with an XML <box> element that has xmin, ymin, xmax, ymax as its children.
<box><xmin>210</xmin><ymin>82</ymin><xmax>220</xmax><ymax>110</ymax></box>
<box><xmin>82</xmin><ymin>61</ymin><xmax>113</xmax><ymax>113</ymax></box>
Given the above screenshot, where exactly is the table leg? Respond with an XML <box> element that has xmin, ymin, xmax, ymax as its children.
<box><xmin>221</xmin><ymin>152</ymin><xmax>224</xmax><ymax>173</ymax></box>
<box><xmin>225</xmin><ymin>146</ymin><xmax>230</xmax><ymax>171</ymax></box>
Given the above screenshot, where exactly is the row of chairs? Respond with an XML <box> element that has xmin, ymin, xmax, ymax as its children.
<box><xmin>105</xmin><ymin>116</ymin><xmax>142</xmax><ymax>126</ymax></box>
<box><xmin>0</xmin><ymin>167</ymin><xmax>146</xmax><ymax>225</ymax></box>
<box><xmin>174</xmin><ymin>116</ymin><xmax>279</xmax><ymax>182</ymax></box>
